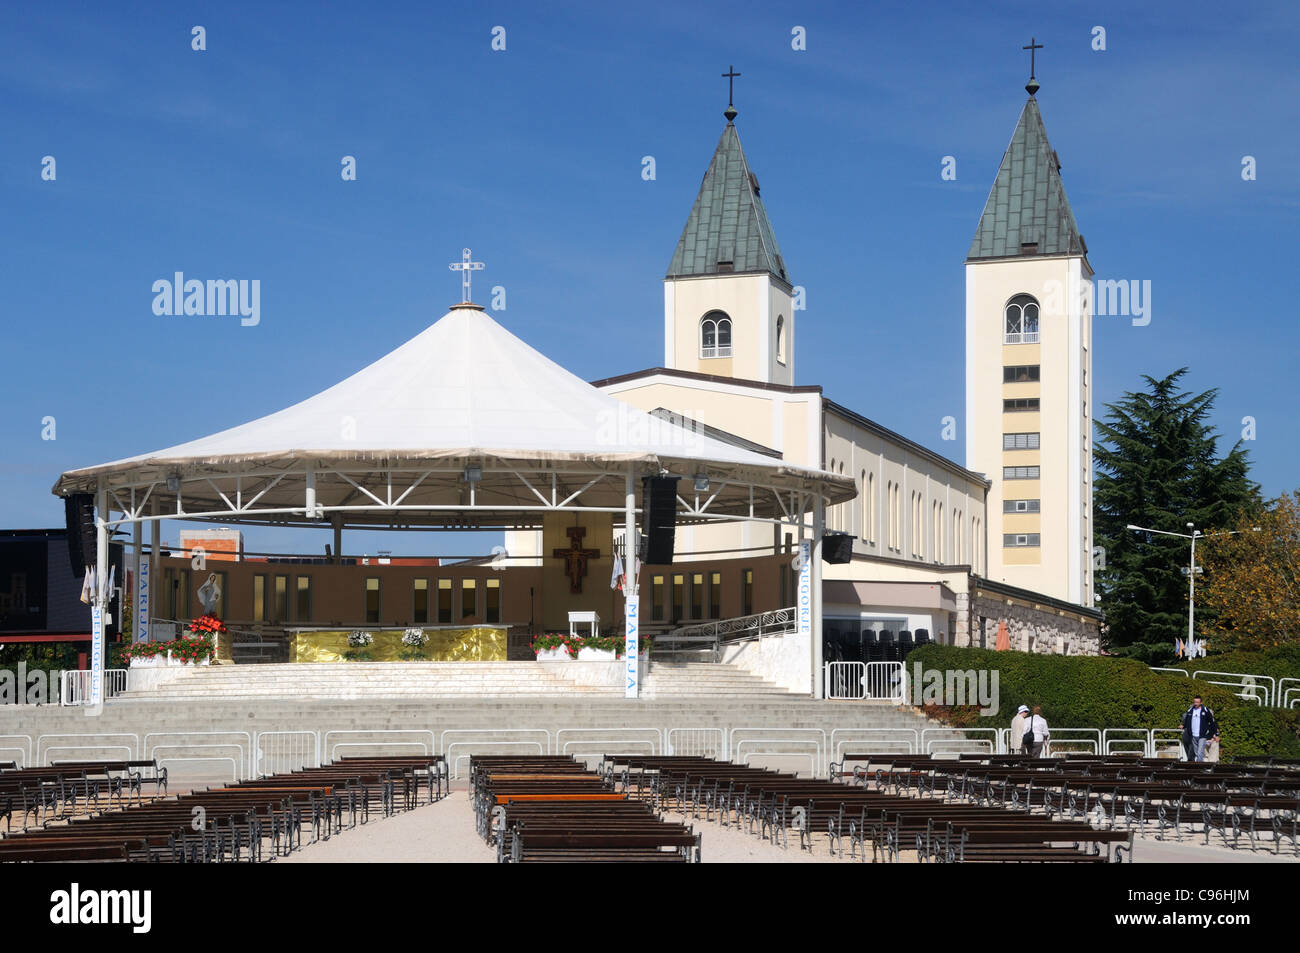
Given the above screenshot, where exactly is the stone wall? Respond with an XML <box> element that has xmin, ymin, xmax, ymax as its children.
<box><xmin>962</xmin><ymin>592</ymin><xmax>1101</xmax><ymax>656</ymax></box>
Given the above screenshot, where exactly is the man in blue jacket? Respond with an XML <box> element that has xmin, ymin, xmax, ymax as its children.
<box><xmin>1181</xmin><ymin>696</ymin><xmax>1220</xmax><ymax>762</ymax></box>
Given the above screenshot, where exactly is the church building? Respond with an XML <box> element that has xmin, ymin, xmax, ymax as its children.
<box><xmin>513</xmin><ymin>73</ymin><xmax>1103</xmax><ymax>657</ymax></box>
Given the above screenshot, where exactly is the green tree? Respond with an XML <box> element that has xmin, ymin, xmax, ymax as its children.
<box><xmin>1093</xmin><ymin>368</ymin><xmax>1257</xmax><ymax>655</ymax></box>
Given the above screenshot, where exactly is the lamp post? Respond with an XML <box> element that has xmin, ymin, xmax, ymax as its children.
<box><xmin>1125</xmin><ymin>522</ymin><xmax>1259</xmax><ymax>656</ymax></box>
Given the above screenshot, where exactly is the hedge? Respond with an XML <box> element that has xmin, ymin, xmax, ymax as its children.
<box><xmin>904</xmin><ymin>645</ymin><xmax>1300</xmax><ymax>760</ymax></box>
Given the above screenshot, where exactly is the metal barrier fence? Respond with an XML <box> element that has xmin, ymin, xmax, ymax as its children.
<box><xmin>58</xmin><ymin>669</ymin><xmax>128</xmax><ymax>706</ymax></box>
<box><xmin>1151</xmin><ymin>666</ymin><xmax>1298</xmax><ymax>709</ymax></box>
<box><xmin>2</xmin><ymin>723</ymin><xmax>1243</xmax><ymax>781</ymax></box>
<box><xmin>254</xmin><ymin>730</ymin><xmax>321</xmax><ymax>776</ymax></box>
<box><xmin>729</xmin><ymin>727</ymin><xmax>826</xmax><ymax>777</ymax></box>
<box><xmin>666</xmin><ymin>728</ymin><xmax>726</xmax><ymax>759</ymax></box>
<box><xmin>822</xmin><ymin>662</ymin><xmax>906</xmax><ymax>702</ymax></box>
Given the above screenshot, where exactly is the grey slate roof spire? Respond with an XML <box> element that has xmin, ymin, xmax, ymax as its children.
<box><xmin>967</xmin><ymin>96</ymin><xmax>1087</xmax><ymax>264</ymax></box>
<box><xmin>666</xmin><ymin>121</ymin><xmax>790</xmax><ymax>285</ymax></box>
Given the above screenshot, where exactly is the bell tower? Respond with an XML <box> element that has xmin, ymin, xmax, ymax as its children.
<box><xmin>664</xmin><ymin>79</ymin><xmax>794</xmax><ymax>385</ymax></box>
<box><xmin>964</xmin><ymin>56</ymin><xmax>1094</xmax><ymax>606</ymax></box>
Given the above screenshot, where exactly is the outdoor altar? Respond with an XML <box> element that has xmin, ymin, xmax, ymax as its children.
<box><xmin>289</xmin><ymin>625</ymin><xmax>509</xmax><ymax>662</ymax></box>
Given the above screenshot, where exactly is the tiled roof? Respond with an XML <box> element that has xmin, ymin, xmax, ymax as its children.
<box><xmin>667</xmin><ymin>122</ymin><xmax>789</xmax><ymax>284</ymax></box>
<box><xmin>968</xmin><ymin>97</ymin><xmax>1087</xmax><ymax>263</ymax></box>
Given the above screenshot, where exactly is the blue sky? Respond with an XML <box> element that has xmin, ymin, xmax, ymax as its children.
<box><xmin>2</xmin><ymin>0</ymin><xmax>1296</xmax><ymax>557</ymax></box>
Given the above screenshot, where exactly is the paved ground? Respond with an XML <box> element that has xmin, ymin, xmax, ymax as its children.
<box><xmin>277</xmin><ymin>786</ymin><xmax>1299</xmax><ymax>863</ymax></box>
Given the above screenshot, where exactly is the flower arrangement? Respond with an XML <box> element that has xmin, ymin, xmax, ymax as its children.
<box><xmin>120</xmin><ymin>637</ymin><xmax>215</xmax><ymax>665</ymax></box>
<box><xmin>399</xmin><ymin>627</ymin><xmax>429</xmax><ymax>661</ymax></box>
<box><xmin>530</xmin><ymin>633</ymin><xmax>651</xmax><ymax>659</ymax></box>
<box><xmin>345</xmin><ymin>630</ymin><xmax>375</xmax><ymax>661</ymax></box>
<box><xmin>187</xmin><ymin>614</ymin><xmax>229</xmax><ymax>638</ymax></box>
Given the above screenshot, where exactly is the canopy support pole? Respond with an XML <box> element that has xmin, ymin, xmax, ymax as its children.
<box><xmin>623</xmin><ymin>466</ymin><xmax>640</xmax><ymax>700</ymax></box>
<box><xmin>811</xmin><ymin>492</ymin><xmax>825</xmax><ymax>699</ymax></box>
<box><xmin>89</xmin><ymin>478</ymin><xmax>108</xmax><ymax>711</ymax></box>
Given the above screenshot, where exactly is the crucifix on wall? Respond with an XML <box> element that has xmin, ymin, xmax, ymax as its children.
<box><xmin>553</xmin><ymin>525</ymin><xmax>600</xmax><ymax>594</ymax></box>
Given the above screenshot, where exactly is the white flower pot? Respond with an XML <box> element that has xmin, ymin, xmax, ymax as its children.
<box><xmin>535</xmin><ymin>647</ymin><xmax>575</xmax><ymax>662</ymax></box>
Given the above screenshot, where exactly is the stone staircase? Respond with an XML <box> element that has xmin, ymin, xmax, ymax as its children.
<box><xmin>5</xmin><ymin>661</ymin><xmax>966</xmax><ymax>784</ymax></box>
<box><xmin>120</xmin><ymin>661</ymin><xmax>795</xmax><ymax>699</ymax></box>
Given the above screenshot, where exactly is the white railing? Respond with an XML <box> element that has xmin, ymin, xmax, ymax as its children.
<box><xmin>323</xmin><ymin>729</ymin><xmax>436</xmax><ymax>762</ymax></box>
<box><xmin>254</xmin><ymin>730</ymin><xmax>321</xmax><ymax>776</ymax></box>
<box><xmin>822</xmin><ymin>661</ymin><xmax>905</xmax><ymax>702</ymax></box>
<box><xmin>1193</xmin><ymin>670</ymin><xmax>1275</xmax><ymax>707</ymax></box>
<box><xmin>1103</xmin><ymin>728</ymin><xmax>1151</xmax><ymax>756</ymax></box>
<box><xmin>36</xmin><ymin>732</ymin><xmax>140</xmax><ymax>765</ymax></box>
<box><xmin>729</xmin><ymin>727</ymin><xmax>826</xmax><ymax>777</ymax></box>
<box><xmin>0</xmin><ymin>734</ymin><xmax>34</xmax><ymax>767</ymax></box>
<box><xmin>666</xmin><ymin>728</ymin><xmax>726</xmax><ymax>759</ymax></box>
<box><xmin>145</xmin><ymin>730</ymin><xmax>253</xmax><ymax>781</ymax></box>
<box><xmin>59</xmin><ymin>669</ymin><xmax>128</xmax><ymax>706</ymax></box>
<box><xmin>830</xmin><ymin>728</ymin><xmax>919</xmax><ymax>760</ymax></box>
<box><xmin>1152</xmin><ymin>666</ymin><xmax>1297</xmax><ymax>708</ymax></box>
<box><xmin>922</xmin><ymin>727</ymin><xmax>997</xmax><ymax>755</ymax></box>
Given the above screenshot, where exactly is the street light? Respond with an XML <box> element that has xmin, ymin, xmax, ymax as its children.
<box><xmin>1125</xmin><ymin>522</ymin><xmax>1260</xmax><ymax>656</ymax></box>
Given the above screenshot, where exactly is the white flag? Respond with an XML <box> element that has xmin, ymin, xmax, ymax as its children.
<box><xmin>80</xmin><ymin>567</ymin><xmax>94</xmax><ymax>605</ymax></box>
<box><xmin>610</xmin><ymin>552</ymin><xmax>624</xmax><ymax>591</ymax></box>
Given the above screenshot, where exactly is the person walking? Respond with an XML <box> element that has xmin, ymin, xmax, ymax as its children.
<box><xmin>1026</xmin><ymin>706</ymin><xmax>1050</xmax><ymax>758</ymax></box>
<box><xmin>1181</xmin><ymin>695</ymin><xmax>1220</xmax><ymax>762</ymax></box>
<box><xmin>1010</xmin><ymin>705</ymin><xmax>1031</xmax><ymax>754</ymax></box>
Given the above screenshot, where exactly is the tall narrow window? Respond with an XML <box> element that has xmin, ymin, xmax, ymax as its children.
<box><xmin>742</xmin><ymin>569</ymin><xmax>753</xmax><ymax>616</ymax></box>
<box><xmin>651</xmin><ymin>575</ymin><xmax>665</xmax><ymax>622</ymax></box>
<box><xmin>252</xmin><ymin>574</ymin><xmax>266</xmax><ymax>623</ymax></box>
<box><xmin>296</xmin><ymin>576</ymin><xmax>312</xmax><ymax>622</ymax></box>
<box><xmin>776</xmin><ymin>315</ymin><xmax>786</xmax><ymax>364</ymax></box>
<box><xmin>273</xmin><ymin>575</ymin><xmax>288</xmax><ymax>622</ymax></box>
<box><xmin>691</xmin><ymin>572</ymin><xmax>704</xmax><ymax>618</ymax></box>
<box><xmin>671</xmin><ymin>574</ymin><xmax>685</xmax><ymax>622</ymax></box>
<box><xmin>437</xmin><ymin>579</ymin><xmax>452</xmax><ymax>623</ymax></box>
<box><xmin>1004</xmin><ymin>294</ymin><xmax>1040</xmax><ymax>344</ymax></box>
<box><xmin>461</xmin><ymin>579</ymin><xmax>477</xmax><ymax>619</ymax></box>
<box><xmin>364</xmin><ymin>577</ymin><xmax>380</xmax><ymax>624</ymax></box>
<box><xmin>485</xmin><ymin>578</ymin><xmax>501</xmax><ymax>624</ymax></box>
<box><xmin>709</xmin><ymin>571</ymin><xmax>721</xmax><ymax>619</ymax></box>
<box><xmin>699</xmin><ymin>311</ymin><xmax>732</xmax><ymax>358</ymax></box>
<box><xmin>413</xmin><ymin>578</ymin><xmax>429</xmax><ymax>624</ymax></box>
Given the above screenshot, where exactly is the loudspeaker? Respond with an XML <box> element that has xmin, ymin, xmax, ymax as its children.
<box><xmin>64</xmin><ymin>493</ymin><xmax>96</xmax><ymax>574</ymax></box>
<box><xmin>822</xmin><ymin>532</ymin><xmax>854</xmax><ymax>564</ymax></box>
<box><xmin>641</xmin><ymin>476</ymin><xmax>679</xmax><ymax>565</ymax></box>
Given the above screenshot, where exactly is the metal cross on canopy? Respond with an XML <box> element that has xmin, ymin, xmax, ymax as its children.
<box><xmin>448</xmin><ymin>247</ymin><xmax>484</xmax><ymax>303</ymax></box>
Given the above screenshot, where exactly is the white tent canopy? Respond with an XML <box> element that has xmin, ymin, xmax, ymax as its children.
<box><xmin>55</xmin><ymin>305</ymin><xmax>852</xmax><ymax>529</ymax></box>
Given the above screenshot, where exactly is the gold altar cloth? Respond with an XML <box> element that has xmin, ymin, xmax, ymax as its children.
<box><xmin>291</xmin><ymin>626</ymin><xmax>508</xmax><ymax>662</ymax></box>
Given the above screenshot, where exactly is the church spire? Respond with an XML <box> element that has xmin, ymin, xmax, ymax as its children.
<box><xmin>666</xmin><ymin>115</ymin><xmax>789</xmax><ymax>285</ymax></box>
<box><xmin>967</xmin><ymin>95</ymin><xmax>1086</xmax><ymax>264</ymax></box>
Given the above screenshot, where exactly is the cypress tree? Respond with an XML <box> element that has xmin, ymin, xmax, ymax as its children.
<box><xmin>1093</xmin><ymin>368</ymin><xmax>1258</xmax><ymax>656</ymax></box>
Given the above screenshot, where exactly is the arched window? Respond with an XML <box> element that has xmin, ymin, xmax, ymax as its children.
<box><xmin>776</xmin><ymin>315</ymin><xmax>786</xmax><ymax>364</ymax></box>
<box><xmin>1004</xmin><ymin>294</ymin><xmax>1040</xmax><ymax>344</ymax></box>
<box><xmin>700</xmin><ymin>312</ymin><xmax>732</xmax><ymax>359</ymax></box>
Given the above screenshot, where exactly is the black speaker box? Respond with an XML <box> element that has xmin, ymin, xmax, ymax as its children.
<box><xmin>822</xmin><ymin>532</ymin><xmax>854</xmax><ymax>564</ymax></box>
<box><xmin>641</xmin><ymin>476</ymin><xmax>679</xmax><ymax>565</ymax></box>
<box><xmin>64</xmin><ymin>493</ymin><xmax>96</xmax><ymax>574</ymax></box>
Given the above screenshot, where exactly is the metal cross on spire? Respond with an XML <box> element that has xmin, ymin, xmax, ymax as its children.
<box><xmin>448</xmin><ymin>247</ymin><xmax>484</xmax><ymax>304</ymax></box>
<box><xmin>722</xmin><ymin>65</ymin><xmax>740</xmax><ymax>122</ymax></box>
<box><xmin>1022</xmin><ymin>37</ymin><xmax>1043</xmax><ymax>96</ymax></box>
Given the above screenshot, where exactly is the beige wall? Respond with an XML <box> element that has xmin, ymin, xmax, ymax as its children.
<box><xmin>664</xmin><ymin>273</ymin><xmax>793</xmax><ymax>386</ymax></box>
<box><xmin>964</xmin><ymin>255</ymin><xmax>1093</xmax><ymax>605</ymax></box>
<box><xmin>823</xmin><ymin>409</ymin><xmax>986</xmax><ymax>572</ymax></box>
